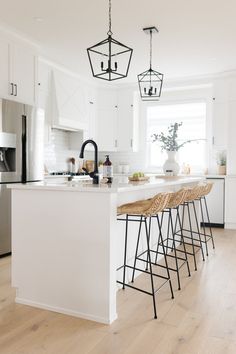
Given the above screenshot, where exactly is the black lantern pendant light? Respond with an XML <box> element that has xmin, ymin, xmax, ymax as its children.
<box><xmin>138</xmin><ymin>27</ymin><xmax>163</xmax><ymax>101</ymax></box>
<box><xmin>87</xmin><ymin>0</ymin><xmax>133</xmax><ymax>81</ymax></box>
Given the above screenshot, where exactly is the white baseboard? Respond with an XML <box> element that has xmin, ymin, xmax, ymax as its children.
<box><xmin>225</xmin><ymin>223</ymin><xmax>236</xmax><ymax>230</ymax></box>
<box><xmin>15</xmin><ymin>297</ymin><xmax>117</xmax><ymax>324</ymax></box>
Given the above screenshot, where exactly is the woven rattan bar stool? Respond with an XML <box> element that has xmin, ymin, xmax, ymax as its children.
<box><xmin>191</xmin><ymin>182</ymin><xmax>215</xmax><ymax>256</ymax></box>
<box><xmin>176</xmin><ymin>185</ymin><xmax>206</xmax><ymax>271</ymax></box>
<box><xmin>154</xmin><ymin>188</ymin><xmax>191</xmax><ymax>291</ymax></box>
<box><xmin>117</xmin><ymin>192</ymin><xmax>174</xmax><ymax>319</ymax></box>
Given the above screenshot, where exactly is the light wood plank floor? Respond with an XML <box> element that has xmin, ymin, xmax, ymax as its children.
<box><xmin>1</xmin><ymin>228</ymin><xmax>236</xmax><ymax>354</ymax></box>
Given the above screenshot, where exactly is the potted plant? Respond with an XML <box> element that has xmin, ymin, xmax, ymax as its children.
<box><xmin>216</xmin><ymin>150</ymin><xmax>226</xmax><ymax>175</ymax></box>
<box><xmin>152</xmin><ymin>122</ymin><xmax>200</xmax><ymax>175</ymax></box>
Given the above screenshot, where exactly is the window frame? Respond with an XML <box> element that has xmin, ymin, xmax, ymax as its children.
<box><xmin>144</xmin><ymin>98</ymin><xmax>211</xmax><ymax>172</ymax></box>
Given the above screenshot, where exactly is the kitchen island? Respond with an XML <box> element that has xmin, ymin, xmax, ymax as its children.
<box><xmin>9</xmin><ymin>176</ymin><xmax>203</xmax><ymax>324</ymax></box>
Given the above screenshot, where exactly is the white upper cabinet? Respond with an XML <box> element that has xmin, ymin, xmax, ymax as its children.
<box><xmin>37</xmin><ymin>60</ymin><xmax>51</xmax><ymax>102</ymax></box>
<box><xmin>9</xmin><ymin>42</ymin><xmax>36</xmax><ymax>106</ymax></box>
<box><xmin>96</xmin><ymin>89</ymin><xmax>118</xmax><ymax>151</ymax></box>
<box><xmin>116</xmin><ymin>89</ymin><xmax>139</xmax><ymax>152</ymax></box>
<box><xmin>51</xmin><ymin>68</ymin><xmax>88</xmax><ymax>131</ymax></box>
<box><xmin>84</xmin><ymin>87</ymin><xmax>97</xmax><ymax>142</ymax></box>
<box><xmin>0</xmin><ymin>38</ymin><xmax>10</xmax><ymax>98</ymax></box>
<box><xmin>0</xmin><ymin>33</ymin><xmax>37</xmax><ymax>106</ymax></box>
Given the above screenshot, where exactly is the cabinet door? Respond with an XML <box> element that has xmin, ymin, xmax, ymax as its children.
<box><xmin>212</xmin><ymin>101</ymin><xmax>228</xmax><ymax>148</ymax></box>
<box><xmin>117</xmin><ymin>100</ymin><xmax>133</xmax><ymax>151</ymax></box>
<box><xmin>201</xmin><ymin>178</ymin><xmax>224</xmax><ymax>225</ymax></box>
<box><xmin>0</xmin><ymin>38</ymin><xmax>10</xmax><ymax>98</ymax></box>
<box><xmin>97</xmin><ymin>106</ymin><xmax>117</xmax><ymax>151</ymax></box>
<box><xmin>116</xmin><ymin>89</ymin><xmax>139</xmax><ymax>152</ymax></box>
<box><xmin>85</xmin><ymin>101</ymin><xmax>96</xmax><ymax>140</ymax></box>
<box><xmin>225</xmin><ymin>177</ymin><xmax>236</xmax><ymax>228</ymax></box>
<box><xmin>97</xmin><ymin>89</ymin><xmax>117</xmax><ymax>151</ymax></box>
<box><xmin>10</xmin><ymin>43</ymin><xmax>36</xmax><ymax>105</ymax></box>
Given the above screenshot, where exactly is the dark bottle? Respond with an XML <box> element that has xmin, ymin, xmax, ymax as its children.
<box><xmin>103</xmin><ymin>155</ymin><xmax>113</xmax><ymax>183</ymax></box>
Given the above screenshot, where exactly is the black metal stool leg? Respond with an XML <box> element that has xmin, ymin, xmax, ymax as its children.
<box><xmin>156</xmin><ymin>215</ymin><xmax>174</xmax><ymax>299</ymax></box>
<box><xmin>131</xmin><ymin>216</ymin><xmax>143</xmax><ymax>283</ymax></box>
<box><xmin>145</xmin><ymin>217</ymin><xmax>152</xmax><ymax>271</ymax></box>
<box><xmin>176</xmin><ymin>207</ymin><xmax>191</xmax><ymax>277</ymax></box>
<box><xmin>187</xmin><ymin>202</ymin><xmax>198</xmax><ymax>271</ymax></box>
<box><xmin>144</xmin><ymin>217</ymin><xmax>157</xmax><ymax>319</ymax></box>
<box><xmin>122</xmin><ymin>214</ymin><xmax>129</xmax><ymax>289</ymax></box>
<box><xmin>180</xmin><ymin>203</ymin><xmax>186</xmax><ymax>246</ymax></box>
<box><xmin>169</xmin><ymin>209</ymin><xmax>181</xmax><ymax>290</ymax></box>
<box><xmin>192</xmin><ymin>201</ymin><xmax>205</xmax><ymax>261</ymax></box>
<box><xmin>203</xmin><ymin>196</ymin><xmax>215</xmax><ymax>249</ymax></box>
<box><xmin>155</xmin><ymin>212</ymin><xmax>164</xmax><ymax>264</ymax></box>
<box><xmin>199</xmin><ymin>198</ymin><xmax>209</xmax><ymax>256</ymax></box>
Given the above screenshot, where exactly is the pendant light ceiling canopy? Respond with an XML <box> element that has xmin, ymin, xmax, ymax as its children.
<box><xmin>87</xmin><ymin>0</ymin><xmax>133</xmax><ymax>81</ymax></box>
<box><xmin>138</xmin><ymin>26</ymin><xmax>163</xmax><ymax>101</ymax></box>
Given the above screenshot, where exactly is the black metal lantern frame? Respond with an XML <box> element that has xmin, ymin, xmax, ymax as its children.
<box><xmin>87</xmin><ymin>0</ymin><xmax>133</xmax><ymax>81</ymax></box>
<box><xmin>138</xmin><ymin>27</ymin><xmax>164</xmax><ymax>101</ymax></box>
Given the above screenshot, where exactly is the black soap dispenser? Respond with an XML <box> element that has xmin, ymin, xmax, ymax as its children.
<box><xmin>103</xmin><ymin>155</ymin><xmax>113</xmax><ymax>183</ymax></box>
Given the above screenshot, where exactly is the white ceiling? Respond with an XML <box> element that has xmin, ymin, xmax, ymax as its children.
<box><xmin>0</xmin><ymin>0</ymin><xmax>235</xmax><ymax>83</ymax></box>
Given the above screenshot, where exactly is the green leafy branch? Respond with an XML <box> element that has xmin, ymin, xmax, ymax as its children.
<box><xmin>152</xmin><ymin>122</ymin><xmax>204</xmax><ymax>151</ymax></box>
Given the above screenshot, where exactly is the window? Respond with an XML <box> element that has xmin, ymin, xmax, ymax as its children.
<box><xmin>146</xmin><ymin>101</ymin><xmax>207</xmax><ymax>173</ymax></box>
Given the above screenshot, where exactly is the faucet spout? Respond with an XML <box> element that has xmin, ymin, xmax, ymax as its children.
<box><xmin>79</xmin><ymin>139</ymin><xmax>99</xmax><ymax>184</ymax></box>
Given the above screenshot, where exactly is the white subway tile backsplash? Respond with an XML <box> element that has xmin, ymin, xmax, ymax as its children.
<box><xmin>44</xmin><ymin>129</ymin><xmax>146</xmax><ymax>173</ymax></box>
<box><xmin>44</xmin><ymin>129</ymin><xmax>93</xmax><ymax>172</ymax></box>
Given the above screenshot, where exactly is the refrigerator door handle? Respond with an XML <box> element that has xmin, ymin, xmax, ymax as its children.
<box><xmin>21</xmin><ymin>115</ymin><xmax>27</xmax><ymax>183</ymax></box>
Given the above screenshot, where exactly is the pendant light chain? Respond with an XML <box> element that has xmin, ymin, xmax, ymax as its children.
<box><xmin>107</xmin><ymin>0</ymin><xmax>113</xmax><ymax>36</ymax></box>
<box><xmin>150</xmin><ymin>29</ymin><xmax>152</xmax><ymax>69</ymax></box>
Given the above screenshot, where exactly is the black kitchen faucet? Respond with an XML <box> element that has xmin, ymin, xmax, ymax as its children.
<box><xmin>79</xmin><ymin>139</ymin><xmax>99</xmax><ymax>184</ymax></box>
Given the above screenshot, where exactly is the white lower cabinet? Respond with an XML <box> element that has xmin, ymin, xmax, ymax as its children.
<box><xmin>202</xmin><ymin>178</ymin><xmax>225</xmax><ymax>226</ymax></box>
<box><xmin>225</xmin><ymin>177</ymin><xmax>236</xmax><ymax>229</ymax></box>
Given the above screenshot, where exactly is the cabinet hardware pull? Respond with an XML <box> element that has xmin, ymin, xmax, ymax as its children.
<box><xmin>115</xmin><ymin>139</ymin><xmax>118</xmax><ymax>148</ymax></box>
<box><xmin>130</xmin><ymin>139</ymin><xmax>133</xmax><ymax>148</ymax></box>
<box><xmin>14</xmin><ymin>84</ymin><xmax>17</xmax><ymax>96</ymax></box>
<box><xmin>10</xmin><ymin>82</ymin><xmax>14</xmax><ymax>95</ymax></box>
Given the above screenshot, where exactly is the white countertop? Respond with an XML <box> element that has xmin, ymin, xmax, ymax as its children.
<box><xmin>8</xmin><ymin>176</ymin><xmax>204</xmax><ymax>193</ymax></box>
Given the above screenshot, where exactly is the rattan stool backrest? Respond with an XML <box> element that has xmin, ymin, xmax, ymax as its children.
<box><xmin>117</xmin><ymin>192</ymin><xmax>173</xmax><ymax>216</ymax></box>
<box><xmin>184</xmin><ymin>185</ymin><xmax>205</xmax><ymax>202</ymax></box>
<box><xmin>166</xmin><ymin>188</ymin><xmax>189</xmax><ymax>208</ymax></box>
<box><xmin>144</xmin><ymin>192</ymin><xmax>173</xmax><ymax>216</ymax></box>
<box><xmin>198</xmin><ymin>182</ymin><xmax>213</xmax><ymax>197</ymax></box>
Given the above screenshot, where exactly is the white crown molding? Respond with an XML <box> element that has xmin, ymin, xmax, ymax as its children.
<box><xmin>0</xmin><ymin>20</ymin><xmax>40</xmax><ymax>49</ymax></box>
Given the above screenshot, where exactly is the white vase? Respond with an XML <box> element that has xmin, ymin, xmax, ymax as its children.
<box><xmin>163</xmin><ymin>151</ymin><xmax>180</xmax><ymax>176</ymax></box>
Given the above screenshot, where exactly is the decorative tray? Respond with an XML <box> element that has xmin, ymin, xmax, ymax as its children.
<box><xmin>128</xmin><ymin>176</ymin><xmax>150</xmax><ymax>182</ymax></box>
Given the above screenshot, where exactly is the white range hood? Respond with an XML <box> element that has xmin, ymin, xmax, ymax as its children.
<box><xmin>50</xmin><ymin>68</ymin><xmax>89</xmax><ymax>131</ymax></box>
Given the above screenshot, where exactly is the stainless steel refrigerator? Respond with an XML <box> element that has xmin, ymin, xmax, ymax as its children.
<box><xmin>0</xmin><ymin>99</ymin><xmax>44</xmax><ymax>256</ymax></box>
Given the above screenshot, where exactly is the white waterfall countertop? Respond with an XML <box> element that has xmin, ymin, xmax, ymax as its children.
<box><xmin>8</xmin><ymin>175</ymin><xmax>204</xmax><ymax>193</ymax></box>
